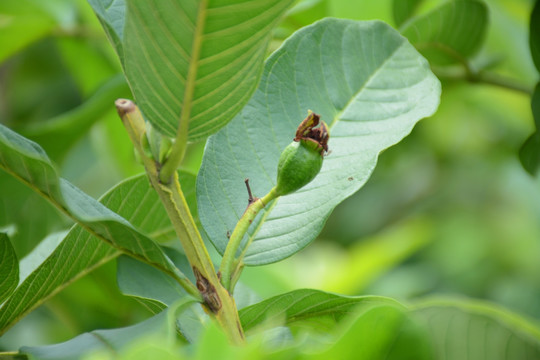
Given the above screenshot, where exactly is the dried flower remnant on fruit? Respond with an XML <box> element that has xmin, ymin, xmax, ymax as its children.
<box><xmin>274</xmin><ymin>111</ymin><xmax>330</xmax><ymax>196</ymax></box>
<box><xmin>294</xmin><ymin>111</ymin><xmax>329</xmax><ymax>155</ymax></box>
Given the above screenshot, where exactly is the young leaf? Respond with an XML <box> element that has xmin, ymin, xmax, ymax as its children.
<box><xmin>392</xmin><ymin>0</ymin><xmax>423</xmax><ymax>28</ymax></box>
<box><xmin>0</xmin><ymin>123</ymin><xmax>184</xmax><ymax>283</ymax></box>
<box><xmin>197</xmin><ymin>18</ymin><xmax>440</xmax><ymax>265</ymax></box>
<box><xmin>239</xmin><ymin>289</ymin><xmax>402</xmax><ymax>332</ymax></box>
<box><xmin>0</xmin><ymin>233</ymin><xmax>18</xmax><ymax>304</ymax></box>
<box><xmin>412</xmin><ymin>298</ymin><xmax>540</xmax><ymax>359</ymax></box>
<box><xmin>19</xmin><ymin>310</ymin><xmax>173</xmax><ymax>360</ymax></box>
<box><xmin>121</xmin><ymin>0</ymin><xmax>295</xmax><ymax>141</ymax></box>
<box><xmin>401</xmin><ymin>0</ymin><xmax>488</xmax><ymax>66</ymax></box>
<box><xmin>0</xmin><ymin>172</ymin><xmax>191</xmax><ymax>335</ymax></box>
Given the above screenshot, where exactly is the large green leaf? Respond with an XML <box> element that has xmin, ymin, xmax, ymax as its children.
<box><xmin>0</xmin><ymin>123</ymin><xmax>183</xmax><ymax>282</ymax></box>
<box><xmin>401</xmin><ymin>0</ymin><xmax>488</xmax><ymax>66</ymax></box>
<box><xmin>412</xmin><ymin>299</ymin><xmax>540</xmax><ymax>359</ymax></box>
<box><xmin>239</xmin><ymin>289</ymin><xmax>402</xmax><ymax>332</ymax></box>
<box><xmin>0</xmin><ymin>169</ymin><xmax>192</xmax><ymax>335</ymax></box>
<box><xmin>0</xmin><ymin>233</ymin><xmax>18</xmax><ymax>304</ymax></box>
<box><xmin>19</xmin><ymin>310</ymin><xmax>173</xmax><ymax>360</ymax></box>
<box><xmin>197</xmin><ymin>18</ymin><xmax>440</xmax><ymax>265</ymax></box>
<box><xmin>122</xmin><ymin>0</ymin><xmax>294</xmax><ymax>140</ymax></box>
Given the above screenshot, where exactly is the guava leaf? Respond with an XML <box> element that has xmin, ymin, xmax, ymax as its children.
<box><xmin>401</xmin><ymin>0</ymin><xmax>488</xmax><ymax>66</ymax></box>
<box><xmin>0</xmin><ymin>123</ymin><xmax>183</xmax><ymax>281</ymax></box>
<box><xmin>412</xmin><ymin>298</ymin><xmax>540</xmax><ymax>359</ymax></box>
<box><xmin>0</xmin><ymin>135</ymin><xmax>193</xmax><ymax>335</ymax></box>
<box><xmin>392</xmin><ymin>0</ymin><xmax>423</xmax><ymax>28</ymax></box>
<box><xmin>0</xmin><ymin>233</ymin><xmax>18</xmax><ymax>304</ymax></box>
<box><xmin>239</xmin><ymin>288</ymin><xmax>403</xmax><ymax>332</ymax></box>
<box><xmin>19</xmin><ymin>310</ymin><xmax>173</xmax><ymax>360</ymax></box>
<box><xmin>121</xmin><ymin>0</ymin><xmax>294</xmax><ymax>141</ymax></box>
<box><xmin>197</xmin><ymin>18</ymin><xmax>440</xmax><ymax>265</ymax></box>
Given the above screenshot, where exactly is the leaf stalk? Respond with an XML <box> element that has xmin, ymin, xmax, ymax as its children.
<box><xmin>219</xmin><ymin>186</ymin><xmax>279</xmax><ymax>292</ymax></box>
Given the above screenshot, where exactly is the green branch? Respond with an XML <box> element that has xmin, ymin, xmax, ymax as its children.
<box><xmin>219</xmin><ymin>183</ymin><xmax>279</xmax><ymax>292</ymax></box>
<box><xmin>433</xmin><ymin>65</ymin><xmax>533</xmax><ymax>95</ymax></box>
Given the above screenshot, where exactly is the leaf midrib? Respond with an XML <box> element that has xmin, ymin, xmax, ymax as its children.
<box><xmin>178</xmin><ymin>0</ymin><xmax>208</xmax><ymax>137</ymax></box>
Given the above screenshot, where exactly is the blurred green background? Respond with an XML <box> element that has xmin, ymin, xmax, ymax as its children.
<box><xmin>1</xmin><ymin>0</ymin><xmax>539</xmax><ymax>350</ymax></box>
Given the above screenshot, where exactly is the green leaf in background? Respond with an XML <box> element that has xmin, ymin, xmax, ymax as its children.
<box><xmin>412</xmin><ymin>298</ymin><xmax>540</xmax><ymax>359</ymax></box>
<box><xmin>0</xmin><ymin>123</ymin><xmax>185</xmax><ymax>285</ymax></box>
<box><xmin>121</xmin><ymin>0</ymin><xmax>294</xmax><ymax>140</ymax></box>
<box><xmin>239</xmin><ymin>289</ymin><xmax>402</xmax><ymax>333</ymax></box>
<box><xmin>87</xmin><ymin>0</ymin><xmax>126</xmax><ymax>64</ymax></box>
<box><xmin>392</xmin><ymin>0</ymin><xmax>423</xmax><ymax>28</ymax></box>
<box><xmin>0</xmin><ymin>170</ymin><xmax>193</xmax><ymax>335</ymax></box>
<box><xmin>197</xmin><ymin>18</ymin><xmax>440</xmax><ymax>265</ymax></box>
<box><xmin>520</xmin><ymin>132</ymin><xmax>540</xmax><ymax>175</ymax></box>
<box><xmin>274</xmin><ymin>216</ymin><xmax>433</xmax><ymax>295</ymax></box>
<box><xmin>0</xmin><ymin>0</ymin><xmax>55</xmax><ymax>63</ymax></box>
<box><xmin>401</xmin><ymin>0</ymin><xmax>488</xmax><ymax>66</ymax></box>
<box><xmin>117</xmin><ymin>251</ymin><xmax>206</xmax><ymax>343</ymax></box>
<box><xmin>530</xmin><ymin>0</ymin><xmax>540</xmax><ymax>72</ymax></box>
<box><xmin>18</xmin><ymin>75</ymin><xmax>130</xmax><ymax>161</ymax></box>
<box><xmin>19</xmin><ymin>310</ymin><xmax>172</xmax><ymax>360</ymax></box>
<box><xmin>519</xmin><ymin>83</ymin><xmax>540</xmax><ymax>175</ymax></box>
<box><xmin>56</xmin><ymin>37</ymin><xmax>120</xmax><ymax>97</ymax></box>
<box><xmin>309</xmin><ymin>304</ymin><xmax>433</xmax><ymax>360</ymax></box>
<box><xmin>0</xmin><ymin>233</ymin><xmax>18</xmax><ymax>304</ymax></box>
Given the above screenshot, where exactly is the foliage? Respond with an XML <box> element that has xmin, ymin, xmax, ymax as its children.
<box><xmin>1</xmin><ymin>0</ymin><xmax>539</xmax><ymax>359</ymax></box>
